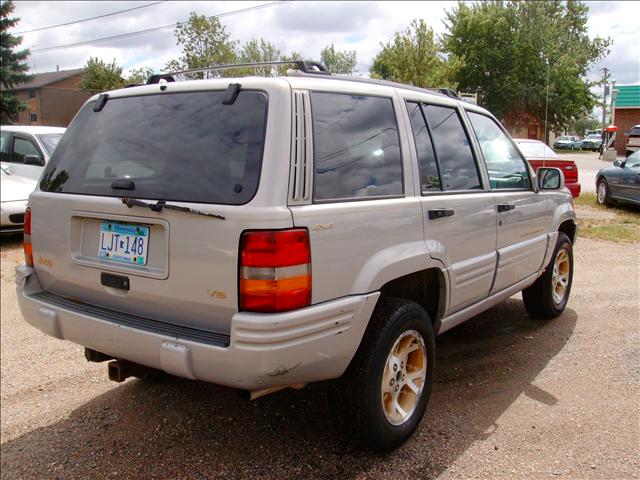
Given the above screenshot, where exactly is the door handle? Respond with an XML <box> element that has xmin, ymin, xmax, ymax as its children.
<box><xmin>497</xmin><ymin>204</ymin><xmax>516</xmax><ymax>213</ymax></box>
<box><xmin>428</xmin><ymin>209</ymin><xmax>455</xmax><ymax>220</ymax></box>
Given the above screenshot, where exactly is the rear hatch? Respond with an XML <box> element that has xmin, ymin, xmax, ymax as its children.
<box><xmin>627</xmin><ymin>126</ymin><xmax>640</xmax><ymax>149</ymax></box>
<box><xmin>28</xmin><ymin>83</ymin><xmax>291</xmax><ymax>336</ymax></box>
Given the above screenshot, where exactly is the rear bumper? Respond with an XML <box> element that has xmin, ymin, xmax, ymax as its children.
<box><xmin>16</xmin><ymin>265</ymin><xmax>380</xmax><ymax>390</ymax></box>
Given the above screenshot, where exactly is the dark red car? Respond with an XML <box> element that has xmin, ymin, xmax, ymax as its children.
<box><xmin>514</xmin><ymin>138</ymin><xmax>581</xmax><ymax>197</ymax></box>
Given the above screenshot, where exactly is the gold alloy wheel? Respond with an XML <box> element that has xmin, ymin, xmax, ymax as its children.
<box><xmin>381</xmin><ymin>329</ymin><xmax>427</xmax><ymax>426</ymax></box>
<box><xmin>552</xmin><ymin>248</ymin><xmax>570</xmax><ymax>305</ymax></box>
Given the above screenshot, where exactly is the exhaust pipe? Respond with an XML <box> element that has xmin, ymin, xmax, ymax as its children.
<box><xmin>85</xmin><ymin>348</ymin><xmax>114</xmax><ymax>363</ymax></box>
<box><xmin>238</xmin><ymin>383</ymin><xmax>307</xmax><ymax>401</ymax></box>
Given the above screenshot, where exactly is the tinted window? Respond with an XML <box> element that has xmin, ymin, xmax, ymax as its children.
<box><xmin>13</xmin><ymin>137</ymin><xmax>42</xmax><ymax>163</ymax></box>
<box><xmin>423</xmin><ymin>105</ymin><xmax>481</xmax><ymax>191</ymax></box>
<box><xmin>311</xmin><ymin>92</ymin><xmax>403</xmax><ymax>200</ymax></box>
<box><xmin>629</xmin><ymin>127</ymin><xmax>640</xmax><ymax>136</ymax></box>
<box><xmin>37</xmin><ymin>134</ymin><xmax>63</xmax><ymax>156</ymax></box>
<box><xmin>468</xmin><ymin>112</ymin><xmax>531</xmax><ymax>190</ymax></box>
<box><xmin>407</xmin><ymin>102</ymin><xmax>441</xmax><ymax>192</ymax></box>
<box><xmin>40</xmin><ymin>91</ymin><xmax>268</xmax><ymax>204</ymax></box>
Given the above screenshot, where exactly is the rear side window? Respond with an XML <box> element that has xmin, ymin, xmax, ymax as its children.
<box><xmin>310</xmin><ymin>92</ymin><xmax>403</xmax><ymax>201</ymax></box>
<box><xmin>422</xmin><ymin>105</ymin><xmax>481</xmax><ymax>191</ymax></box>
<box><xmin>41</xmin><ymin>91</ymin><xmax>268</xmax><ymax>205</ymax></box>
<box><xmin>467</xmin><ymin>112</ymin><xmax>531</xmax><ymax>190</ymax></box>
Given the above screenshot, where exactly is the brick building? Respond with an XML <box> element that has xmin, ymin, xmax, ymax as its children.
<box><xmin>613</xmin><ymin>85</ymin><xmax>640</xmax><ymax>155</ymax></box>
<box><xmin>3</xmin><ymin>68</ymin><xmax>91</xmax><ymax>127</ymax></box>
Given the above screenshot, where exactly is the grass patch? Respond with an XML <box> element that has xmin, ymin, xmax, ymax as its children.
<box><xmin>575</xmin><ymin>193</ymin><xmax>640</xmax><ymax>242</ymax></box>
<box><xmin>579</xmin><ymin>223</ymin><xmax>640</xmax><ymax>243</ymax></box>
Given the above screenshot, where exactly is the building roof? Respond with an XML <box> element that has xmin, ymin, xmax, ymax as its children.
<box><xmin>6</xmin><ymin>68</ymin><xmax>84</xmax><ymax>91</ymax></box>
<box><xmin>615</xmin><ymin>85</ymin><xmax>640</xmax><ymax>108</ymax></box>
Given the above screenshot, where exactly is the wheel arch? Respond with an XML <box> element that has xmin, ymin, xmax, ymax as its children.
<box><xmin>377</xmin><ymin>268</ymin><xmax>447</xmax><ymax>334</ymax></box>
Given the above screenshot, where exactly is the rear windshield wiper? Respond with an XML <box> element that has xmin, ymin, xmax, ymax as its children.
<box><xmin>121</xmin><ymin>197</ymin><xmax>225</xmax><ymax>220</ymax></box>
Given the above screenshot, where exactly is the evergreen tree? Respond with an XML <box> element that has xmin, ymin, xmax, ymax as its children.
<box><xmin>1</xmin><ymin>0</ymin><xmax>33</xmax><ymax>123</ymax></box>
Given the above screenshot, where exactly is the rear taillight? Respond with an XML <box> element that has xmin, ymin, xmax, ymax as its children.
<box><xmin>239</xmin><ymin>229</ymin><xmax>311</xmax><ymax>313</ymax></box>
<box><xmin>23</xmin><ymin>207</ymin><xmax>33</xmax><ymax>266</ymax></box>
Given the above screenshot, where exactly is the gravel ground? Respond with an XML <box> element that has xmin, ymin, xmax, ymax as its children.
<box><xmin>1</xmin><ymin>233</ymin><xmax>639</xmax><ymax>479</ymax></box>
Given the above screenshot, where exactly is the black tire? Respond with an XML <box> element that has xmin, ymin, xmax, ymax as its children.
<box><xmin>522</xmin><ymin>232</ymin><xmax>573</xmax><ymax>319</ymax></box>
<box><xmin>327</xmin><ymin>297</ymin><xmax>435</xmax><ymax>451</ymax></box>
<box><xmin>596</xmin><ymin>177</ymin><xmax>614</xmax><ymax>206</ymax></box>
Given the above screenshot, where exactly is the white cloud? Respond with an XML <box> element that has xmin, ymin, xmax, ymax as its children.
<box><xmin>10</xmin><ymin>0</ymin><xmax>639</xmax><ymax>86</ymax></box>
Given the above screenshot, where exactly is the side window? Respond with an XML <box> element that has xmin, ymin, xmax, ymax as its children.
<box><xmin>407</xmin><ymin>102</ymin><xmax>441</xmax><ymax>191</ymax></box>
<box><xmin>13</xmin><ymin>137</ymin><xmax>42</xmax><ymax>164</ymax></box>
<box><xmin>467</xmin><ymin>112</ymin><xmax>531</xmax><ymax>190</ymax></box>
<box><xmin>422</xmin><ymin>104</ymin><xmax>481</xmax><ymax>191</ymax></box>
<box><xmin>311</xmin><ymin>92</ymin><xmax>403</xmax><ymax>201</ymax></box>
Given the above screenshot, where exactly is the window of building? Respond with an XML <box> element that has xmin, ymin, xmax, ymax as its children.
<box><xmin>311</xmin><ymin>92</ymin><xmax>403</xmax><ymax>201</ymax></box>
<box><xmin>30</xmin><ymin>113</ymin><xmax>37</xmax><ymax>122</ymax></box>
<box><xmin>28</xmin><ymin>89</ymin><xmax>36</xmax><ymax>99</ymax></box>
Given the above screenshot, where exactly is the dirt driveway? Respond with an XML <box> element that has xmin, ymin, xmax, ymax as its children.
<box><xmin>1</xmin><ymin>233</ymin><xmax>638</xmax><ymax>479</ymax></box>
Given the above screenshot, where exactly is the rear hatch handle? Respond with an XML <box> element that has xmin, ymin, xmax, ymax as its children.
<box><xmin>121</xmin><ymin>197</ymin><xmax>225</xmax><ymax>220</ymax></box>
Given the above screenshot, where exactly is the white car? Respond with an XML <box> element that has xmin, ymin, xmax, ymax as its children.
<box><xmin>1</xmin><ymin>164</ymin><xmax>38</xmax><ymax>234</ymax></box>
<box><xmin>1</xmin><ymin>125</ymin><xmax>66</xmax><ymax>180</ymax></box>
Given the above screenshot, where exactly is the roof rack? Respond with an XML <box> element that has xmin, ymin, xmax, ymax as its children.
<box><xmin>286</xmin><ymin>70</ymin><xmax>460</xmax><ymax>100</ymax></box>
<box><xmin>147</xmin><ymin>60</ymin><xmax>330</xmax><ymax>84</ymax></box>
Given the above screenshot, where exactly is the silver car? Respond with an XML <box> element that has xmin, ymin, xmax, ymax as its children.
<box><xmin>16</xmin><ymin>62</ymin><xmax>576</xmax><ymax>450</ymax></box>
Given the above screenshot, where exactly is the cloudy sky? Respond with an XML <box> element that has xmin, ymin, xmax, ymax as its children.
<box><xmin>10</xmin><ymin>0</ymin><xmax>640</xmax><ymax>90</ymax></box>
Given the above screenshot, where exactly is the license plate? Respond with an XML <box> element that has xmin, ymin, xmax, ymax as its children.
<box><xmin>98</xmin><ymin>221</ymin><xmax>149</xmax><ymax>265</ymax></box>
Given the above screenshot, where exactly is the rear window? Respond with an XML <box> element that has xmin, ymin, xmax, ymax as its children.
<box><xmin>37</xmin><ymin>133</ymin><xmax>63</xmax><ymax>156</ymax></box>
<box><xmin>40</xmin><ymin>90</ymin><xmax>268</xmax><ymax>205</ymax></box>
<box><xmin>629</xmin><ymin>127</ymin><xmax>640</xmax><ymax>137</ymax></box>
<box><xmin>515</xmin><ymin>141</ymin><xmax>559</xmax><ymax>160</ymax></box>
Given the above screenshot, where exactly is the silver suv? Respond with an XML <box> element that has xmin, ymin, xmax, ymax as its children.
<box><xmin>17</xmin><ymin>61</ymin><xmax>576</xmax><ymax>450</ymax></box>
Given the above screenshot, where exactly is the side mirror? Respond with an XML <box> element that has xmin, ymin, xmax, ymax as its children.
<box><xmin>613</xmin><ymin>160</ymin><xmax>623</xmax><ymax>167</ymax></box>
<box><xmin>23</xmin><ymin>154</ymin><xmax>45</xmax><ymax>166</ymax></box>
<box><xmin>537</xmin><ymin>167</ymin><xmax>565</xmax><ymax>191</ymax></box>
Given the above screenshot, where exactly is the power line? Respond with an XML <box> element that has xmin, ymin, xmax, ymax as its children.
<box><xmin>15</xmin><ymin>1</ymin><xmax>167</xmax><ymax>35</ymax></box>
<box><xmin>32</xmin><ymin>1</ymin><xmax>290</xmax><ymax>53</ymax></box>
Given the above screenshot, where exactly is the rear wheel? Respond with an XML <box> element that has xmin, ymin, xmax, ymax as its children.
<box><xmin>523</xmin><ymin>232</ymin><xmax>573</xmax><ymax>319</ymax></box>
<box><xmin>597</xmin><ymin>178</ymin><xmax>613</xmax><ymax>206</ymax></box>
<box><xmin>327</xmin><ymin>297</ymin><xmax>435</xmax><ymax>451</ymax></box>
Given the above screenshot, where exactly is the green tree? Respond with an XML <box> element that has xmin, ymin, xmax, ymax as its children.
<box><xmin>571</xmin><ymin>115</ymin><xmax>599</xmax><ymax>136</ymax></box>
<box><xmin>443</xmin><ymin>1</ymin><xmax>610</xmax><ymax>135</ymax></box>
<box><xmin>165</xmin><ymin>13</ymin><xmax>237</xmax><ymax>78</ymax></box>
<box><xmin>234</xmin><ymin>38</ymin><xmax>281</xmax><ymax>77</ymax></box>
<box><xmin>124</xmin><ymin>66</ymin><xmax>154</xmax><ymax>85</ymax></box>
<box><xmin>277</xmin><ymin>50</ymin><xmax>303</xmax><ymax>75</ymax></box>
<box><xmin>370</xmin><ymin>19</ymin><xmax>455</xmax><ymax>89</ymax></box>
<box><xmin>1</xmin><ymin>0</ymin><xmax>33</xmax><ymax>123</ymax></box>
<box><xmin>320</xmin><ymin>44</ymin><xmax>357</xmax><ymax>75</ymax></box>
<box><xmin>80</xmin><ymin>57</ymin><xmax>123</xmax><ymax>93</ymax></box>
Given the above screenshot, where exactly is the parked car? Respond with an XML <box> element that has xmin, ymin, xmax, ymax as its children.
<box><xmin>581</xmin><ymin>133</ymin><xmax>603</xmax><ymax>152</ymax></box>
<box><xmin>514</xmin><ymin>139</ymin><xmax>581</xmax><ymax>197</ymax></box>
<box><xmin>0</xmin><ymin>164</ymin><xmax>38</xmax><ymax>234</ymax></box>
<box><xmin>625</xmin><ymin>124</ymin><xmax>640</xmax><ymax>156</ymax></box>
<box><xmin>0</xmin><ymin>125</ymin><xmax>66</xmax><ymax>180</ymax></box>
<box><xmin>16</xmin><ymin>62</ymin><xmax>576</xmax><ymax>450</ymax></box>
<box><xmin>596</xmin><ymin>150</ymin><xmax>640</xmax><ymax>206</ymax></box>
<box><xmin>553</xmin><ymin>135</ymin><xmax>582</xmax><ymax>150</ymax></box>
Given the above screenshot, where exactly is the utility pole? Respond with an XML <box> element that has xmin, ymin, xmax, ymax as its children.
<box><xmin>599</xmin><ymin>67</ymin><xmax>609</xmax><ymax>158</ymax></box>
